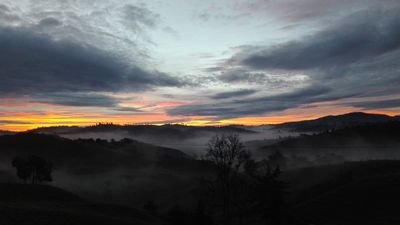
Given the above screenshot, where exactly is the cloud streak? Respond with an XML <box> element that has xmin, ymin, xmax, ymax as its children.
<box><xmin>347</xmin><ymin>99</ymin><xmax>400</xmax><ymax>110</ymax></box>
<box><xmin>212</xmin><ymin>89</ymin><xmax>257</xmax><ymax>99</ymax></box>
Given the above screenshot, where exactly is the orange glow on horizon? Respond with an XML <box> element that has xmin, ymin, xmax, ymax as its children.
<box><xmin>1</xmin><ymin>98</ymin><xmax>399</xmax><ymax>132</ymax></box>
<box><xmin>1</xmin><ymin>107</ymin><xmax>399</xmax><ymax>132</ymax></box>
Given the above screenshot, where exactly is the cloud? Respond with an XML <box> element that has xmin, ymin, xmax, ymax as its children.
<box><xmin>34</xmin><ymin>92</ymin><xmax>140</xmax><ymax>112</ymax></box>
<box><xmin>168</xmin><ymin>86</ymin><xmax>350</xmax><ymax>118</ymax></box>
<box><xmin>217</xmin><ymin>70</ymin><xmax>309</xmax><ymax>86</ymax></box>
<box><xmin>227</xmin><ymin>0</ymin><xmax>400</xmax><ymax>22</ymax></box>
<box><xmin>0</xmin><ymin>3</ymin><xmax>20</xmax><ymax>25</ymax></box>
<box><xmin>169</xmin><ymin>8</ymin><xmax>400</xmax><ymax>119</ymax></box>
<box><xmin>218</xmin><ymin>71</ymin><xmax>271</xmax><ymax>83</ymax></box>
<box><xmin>237</xmin><ymin>10</ymin><xmax>400</xmax><ymax>70</ymax></box>
<box><xmin>0</xmin><ymin>1</ymin><xmax>164</xmax><ymax>66</ymax></box>
<box><xmin>38</xmin><ymin>17</ymin><xmax>62</xmax><ymax>27</ymax></box>
<box><xmin>0</xmin><ymin>120</ymin><xmax>32</xmax><ymax>125</ymax></box>
<box><xmin>212</xmin><ymin>89</ymin><xmax>257</xmax><ymax>99</ymax></box>
<box><xmin>0</xmin><ymin>27</ymin><xmax>182</xmax><ymax>93</ymax></box>
<box><xmin>0</xmin><ymin>26</ymin><xmax>181</xmax><ymax>108</ymax></box>
<box><xmin>347</xmin><ymin>99</ymin><xmax>400</xmax><ymax>110</ymax></box>
<box><xmin>122</xmin><ymin>4</ymin><xmax>160</xmax><ymax>30</ymax></box>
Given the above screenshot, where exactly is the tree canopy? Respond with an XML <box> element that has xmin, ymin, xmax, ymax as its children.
<box><xmin>12</xmin><ymin>155</ymin><xmax>53</xmax><ymax>184</ymax></box>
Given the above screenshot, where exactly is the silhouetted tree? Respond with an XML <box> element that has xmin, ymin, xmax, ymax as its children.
<box><xmin>11</xmin><ymin>155</ymin><xmax>53</xmax><ymax>184</ymax></box>
<box><xmin>205</xmin><ymin>134</ymin><xmax>249</xmax><ymax>225</ymax></box>
<box><xmin>11</xmin><ymin>156</ymin><xmax>30</xmax><ymax>183</ymax></box>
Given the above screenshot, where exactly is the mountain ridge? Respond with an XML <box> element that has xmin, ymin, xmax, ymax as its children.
<box><xmin>273</xmin><ymin>112</ymin><xmax>399</xmax><ymax>132</ymax></box>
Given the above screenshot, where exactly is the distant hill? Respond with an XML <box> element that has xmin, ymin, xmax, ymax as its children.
<box><xmin>266</xmin><ymin>121</ymin><xmax>400</xmax><ymax>151</ymax></box>
<box><xmin>259</xmin><ymin>122</ymin><xmax>400</xmax><ymax>168</ymax></box>
<box><xmin>26</xmin><ymin>124</ymin><xmax>257</xmax><ymax>155</ymax></box>
<box><xmin>274</xmin><ymin>112</ymin><xmax>399</xmax><ymax>132</ymax></box>
<box><xmin>0</xmin><ymin>130</ymin><xmax>14</xmax><ymax>136</ymax></box>
<box><xmin>0</xmin><ymin>133</ymin><xmax>190</xmax><ymax>170</ymax></box>
<box><xmin>29</xmin><ymin>124</ymin><xmax>254</xmax><ymax>140</ymax></box>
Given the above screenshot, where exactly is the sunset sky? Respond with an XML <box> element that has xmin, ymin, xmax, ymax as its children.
<box><xmin>1</xmin><ymin>0</ymin><xmax>400</xmax><ymax>131</ymax></box>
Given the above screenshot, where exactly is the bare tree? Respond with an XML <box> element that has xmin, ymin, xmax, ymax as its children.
<box><xmin>205</xmin><ymin>134</ymin><xmax>249</xmax><ymax>225</ymax></box>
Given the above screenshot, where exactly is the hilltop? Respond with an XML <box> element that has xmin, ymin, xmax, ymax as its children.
<box><xmin>273</xmin><ymin>112</ymin><xmax>400</xmax><ymax>132</ymax></box>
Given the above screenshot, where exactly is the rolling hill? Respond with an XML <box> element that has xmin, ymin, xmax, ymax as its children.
<box><xmin>0</xmin><ymin>133</ymin><xmax>213</xmax><ymax>208</ymax></box>
<box><xmin>29</xmin><ymin>124</ymin><xmax>255</xmax><ymax>140</ymax></box>
<box><xmin>274</xmin><ymin>112</ymin><xmax>399</xmax><ymax>132</ymax></box>
<box><xmin>259</xmin><ymin>122</ymin><xmax>400</xmax><ymax>168</ymax></box>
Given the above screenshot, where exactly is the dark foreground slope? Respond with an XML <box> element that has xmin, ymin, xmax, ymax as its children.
<box><xmin>0</xmin><ymin>183</ymin><xmax>159</xmax><ymax>225</ymax></box>
<box><xmin>285</xmin><ymin>160</ymin><xmax>400</xmax><ymax>225</ymax></box>
<box><xmin>0</xmin><ymin>133</ymin><xmax>213</xmax><ymax>208</ymax></box>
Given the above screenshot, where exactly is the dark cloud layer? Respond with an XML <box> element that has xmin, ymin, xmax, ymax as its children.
<box><xmin>239</xmin><ymin>10</ymin><xmax>400</xmax><ymax>70</ymax></box>
<box><xmin>0</xmin><ymin>27</ymin><xmax>181</xmax><ymax>108</ymax></box>
<box><xmin>348</xmin><ymin>99</ymin><xmax>400</xmax><ymax>110</ymax></box>
<box><xmin>169</xmin><ymin>86</ymin><xmax>356</xmax><ymax>119</ymax></box>
<box><xmin>212</xmin><ymin>89</ymin><xmax>256</xmax><ymax>99</ymax></box>
<box><xmin>235</xmin><ymin>0</ymin><xmax>400</xmax><ymax>23</ymax></box>
<box><xmin>34</xmin><ymin>92</ymin><xmax>139</xmax><ymax>112</ymax></box>
<box><xmin>218</xmin><ymin>71</ymin><xmax>278</xmax><ymax>84</ymax></box>
<box><xmin>38</xmin><ymin>17</ymin><xmax>62</xmax><ymax>27</ymax></box>
<box><xmin>0</xmin><ymin>4</ymin><xmax>20</xmax><ymax>24</ymax></box>
<box><xmin>0</xmin><ymin>120</ymin><xmax>32</xmax><ymax>125</ymax></box>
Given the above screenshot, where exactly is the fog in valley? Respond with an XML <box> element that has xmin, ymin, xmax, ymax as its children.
<box><xmin>58</xmin><ymin>125</ymin><xmax>296</xmax><ymax>157</ymax></box>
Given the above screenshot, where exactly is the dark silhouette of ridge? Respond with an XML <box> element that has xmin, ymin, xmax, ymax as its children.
<box><xmin>267</xmin><ymin>121</ymin><xmax>400</xmax><ymax>151</ymax></box>
<box><xmin>29</xmin><ymin>124</ymin><xmax>254</xmax><ymax>136</ymax></box>
<box><xmin>256</xmin><ymin>122</ymin><xmax>400</xmax><ymax>169</ymax></box>
<box><xmin>274</xmin><ymin>112</ymin><xmax>399</xmax><ymax>132</ymax></box>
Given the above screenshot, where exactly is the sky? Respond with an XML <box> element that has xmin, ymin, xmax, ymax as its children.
<box><xmin>1</xmin><ymin>0</ymin><xmax>400</xmax><ymax>131</ymax></box>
